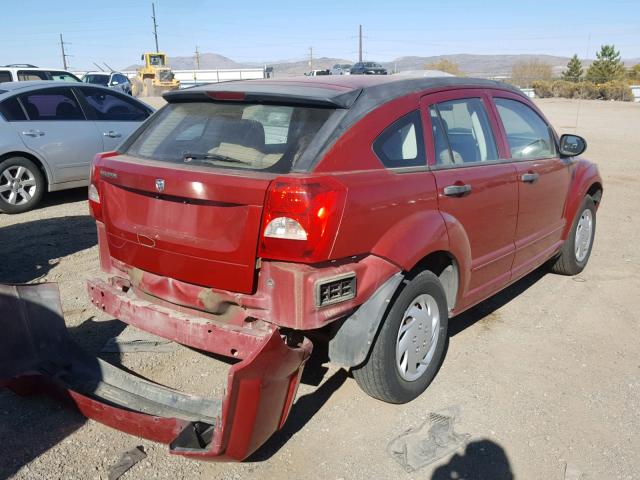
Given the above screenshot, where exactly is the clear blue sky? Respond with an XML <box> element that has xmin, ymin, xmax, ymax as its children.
<box><xmin>1</xmin><ymin>0</ymin><xmax>638</xmax><ymax>70</ymax></box>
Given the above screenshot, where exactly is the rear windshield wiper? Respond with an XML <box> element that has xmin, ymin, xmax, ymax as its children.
<box><xmin>182</xmin><ymin>152</ymin><xmax>247</xmax><ymax>165</ymax></box>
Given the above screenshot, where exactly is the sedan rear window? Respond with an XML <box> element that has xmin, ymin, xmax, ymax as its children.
<box><xmin>83</xmin><ymin>74</ymin><xmax>110</xmax><ymax>86</ymax></box>
<box><xmin>126</xmin><ymin>101</ymin><xmax>335</xmax><ymax>173</ymax></box>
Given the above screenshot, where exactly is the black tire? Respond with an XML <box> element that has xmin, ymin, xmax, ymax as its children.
<box><xmin>551</xmin><ymin>195</ymin><xmax>596</xmax><ymax>275</ymax></box>
<box><xmin>352</xmin><ymin>270</ymin><xmax>449</xmax><ymax>403</ymax></box>
<box><xmin>0</xmin><ymin>157</ymin><xmax>45</xmax><ymax>214</ymax></box>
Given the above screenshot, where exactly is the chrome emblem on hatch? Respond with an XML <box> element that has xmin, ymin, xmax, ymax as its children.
<box><xmin>155</xmin><ymin>179</ymin><xmax>165</xmax><ymax>193</ymax></box>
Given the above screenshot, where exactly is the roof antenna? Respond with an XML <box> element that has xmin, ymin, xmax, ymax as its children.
<box><xmin>103</xmin><ymin>62</ymin><xmax>115</xmax><ymax>72</ymax></box>
<box><xmin>93</xmin><ymin>62</ymin><xmax>104</xmax><ymax>71</ymax></box>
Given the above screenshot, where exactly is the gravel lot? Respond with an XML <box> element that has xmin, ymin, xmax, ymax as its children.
<box><xmin>1</xmin><ymin>98</ymin><xmax>638</xmax><ymax>480</ymax></box>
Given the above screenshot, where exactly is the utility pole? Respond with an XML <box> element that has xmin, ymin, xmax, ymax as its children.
<box><xmin>151</xmin><ymin>2</ymin><xmax>159</xmax><ymax>52</ymax></box>
<box><xmin>309</xmin><ymin>46</ymin><xmax>313</xmax><ymax>72</ymax></box>
<box><xmin>59</xmin><ymin>34</ymin><xmax>70</xmax><ymax>70</ymax></box>
<box><xmin>194</xmin><ymin>45</ymin><xmax>201</xmax><ymax>70</ymax></box>
<box><xmin>358</xmin><ymin>25</ymin><xmax>363</xmax><ymax>63</ymax></box>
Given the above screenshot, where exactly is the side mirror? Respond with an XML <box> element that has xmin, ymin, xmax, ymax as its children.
<box><xmin>559</xmin><ymin>134</ymin><xmax>587</xmax><ymax>157</ymax></box>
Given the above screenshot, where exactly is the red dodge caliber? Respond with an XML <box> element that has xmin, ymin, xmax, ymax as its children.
<box><xmin>5</xmin><ymin>76</ymin><xmax>604</xmax><ymax>461</ymax></box>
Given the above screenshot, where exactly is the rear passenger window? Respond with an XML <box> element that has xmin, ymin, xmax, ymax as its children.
<box><xmin>430</xmin><ymin>98</ymin><xmax>498</xmax><ymax>165</ymax></box>
<box><xmin>494</xmin><ymin>98</ymin><xmax>556</xmax><ymax>159</ymax></box>
<box><xmin>0</xmin><ymin>71</ymin><xmax>12</xmax><ymax>83</ymax></box>
<box><xmin>19</xmin><ymin>88</ymin><xmax>85</xmax><ymax>120</ymax></box>
<box><xmin>0</xmin><ymin>97</ymin><xmax>27</xmax><ymax>121</ymax></box>
<box><xmin>373</xmin><ymin>111</ymin><xmax>425</xmax><ymax>168</ymax></box>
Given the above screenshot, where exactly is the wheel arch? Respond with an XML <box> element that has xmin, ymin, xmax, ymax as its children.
<box><xmin>407</xmin><ymin>250</ymin><xmax>459</xmax><ymax>312</ymax></box>
<box><xmin>586</xmin><ymin>181</ymin><xmax>603</xmax><ymax>205</ymax></box>
<box><xmin>0</xmin><ymin>150</ymin><xmax>52</xmax><ymax>190</ymax></box>
<box><xmin>562</xmin><ymin>159</ymin><xmax>603</xmax><ymax>239</ymax></box>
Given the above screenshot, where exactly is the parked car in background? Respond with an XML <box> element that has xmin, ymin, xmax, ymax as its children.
<box><xmin>350</xmin><ymin>62</ymin><xmax>387</xmax><ymax>75</ymax></box>
<box><xmin>0</xmin><ymin>65</ymin><xmax>81</xmax><ymax>83</ymax></box>
<box><xmin>76</xmin><ymin>76</ymin><xmax>601</xmax><ymax>460</ymax></box>
<box><xmin>0</xmin><ymin>81</ymin><xmax>153</xmax><ymax>213</ymax></box>
<box><xmin>330</xmin><ymin>63</ymin><xmax>352</xmax><ymax>75</ymax></box>
<box><xmin>305</xmin><ymin>69</ymin><xmax>331</xmax><ymax>76</ymax></box>
<box><xmin>82</xmin><ymin>72</ymin><xmax>132</xmax><ymax>95</ymax></box>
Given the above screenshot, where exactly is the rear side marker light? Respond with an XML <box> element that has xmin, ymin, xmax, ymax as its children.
<box><xmin>88</xmin><ymin>184</ymin><xmax>100</xmax><ymax>203</ymax></box>
<box><xmin>89</xmin><ymin>151</ymin><xmax>118</xmax><ymax>220</ymax></box>
<box><xmin>316</xmin><ymin>273</ymin><xmax>356</xmax><ymax>307</ymax></box>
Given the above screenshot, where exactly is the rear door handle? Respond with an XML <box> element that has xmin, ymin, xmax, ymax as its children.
<box><xmin>443</xmin><ymin>184</ymin><xmax>472</xmax><ymax>196</ymax></box>
<box><xmin>103</xmin><ymin>131</ymin><xmax>122</xmax><ymax>138</ymax></box>
<box><xmin>21</xmin><ymin>129</ymin><xmax>45</xmax><ymax>137</ymax></box>
<box><xmin>520</xmin><ymin>173</ymin><xmax>540</xmax><ymax>183</ymax></box>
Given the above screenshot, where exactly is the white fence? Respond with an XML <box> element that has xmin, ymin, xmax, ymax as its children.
<box><xmin>120</xmin><ymin>68</ymin><xmax>266</xmax><ymax>88</ymax></box>
<box><xmin>74</xmin><ymin>68</ymin><xmax>266</xmax><ymax>88</ymax></box>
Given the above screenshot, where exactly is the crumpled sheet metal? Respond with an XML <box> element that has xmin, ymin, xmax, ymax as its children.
<box><xmin>388</xmin><ymin>407</ymin><xmax>470</xmax><ymax>472</ymax></box>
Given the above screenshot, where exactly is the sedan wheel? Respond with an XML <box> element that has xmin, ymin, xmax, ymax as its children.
<box><xmin>551</xmin><ymin>195</ymin><xmax>597</xmax><ymax>275</ymax></box>
<box><xmin>395</xmin><ymin>294</ymin><xmax>440</xmax><ymax>382</ymax></box>
<box><xmin>574</xmin><ymin>208</ymin><xmax>593</xmax><ymax>262</ymax></box>
<box><xmin>0</xmin><ymin>157</ymin><xmax>45</xmax><ymax>214</ymax></box>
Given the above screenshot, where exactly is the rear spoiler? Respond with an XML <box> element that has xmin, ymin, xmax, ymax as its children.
<box><xmin>163</xmin><ymin>86</ymin><xmax>363</xmax><ymax>109</ymax></box>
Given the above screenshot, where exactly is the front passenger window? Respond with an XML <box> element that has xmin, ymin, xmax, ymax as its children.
<box><xmin>430</xmin><ymin>98</ymin><xmax>498</xmax><ymax>166</ymax></box>
<box><xmin>80</xmin><ymin>87</ymin><xmax>148</xmax><ymax>121</ymax></box>
<box><xmin>494</xmin><ymin>98</ymin><xmax>556</xmax><ymax>159</ymax></box>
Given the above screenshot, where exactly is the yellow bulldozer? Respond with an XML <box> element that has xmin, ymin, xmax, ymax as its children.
<box><xmin>131</xmin><ymin>52</ymin><xmax>180</xmax><ymax>97</ymax></box>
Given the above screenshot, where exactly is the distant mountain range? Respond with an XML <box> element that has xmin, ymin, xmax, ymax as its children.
<box><xmin>123</xmin><ymin>53</ymin><xmax>640</xmax><ymax>77</ymax></box>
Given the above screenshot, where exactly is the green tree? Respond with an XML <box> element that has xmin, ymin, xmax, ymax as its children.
<box><xmin>587</xmin><ymin>45</ymin><xmax>625</xmax><ymax>82</ymax></box>
<box><xmin>562</xmin><ymin>54</ymin><xmax>584</xmax><ymax>82</ymax></box>
<box><xmin>627</xmin><ymin>64</ymin><xmax>640</xmax><ymax>81</ymax></box>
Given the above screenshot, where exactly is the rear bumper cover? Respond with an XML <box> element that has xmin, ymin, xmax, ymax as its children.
<box><xmin>0</xmin><ymin>282</ymin><xmax>311</xmax><ymax>461</ymax></box>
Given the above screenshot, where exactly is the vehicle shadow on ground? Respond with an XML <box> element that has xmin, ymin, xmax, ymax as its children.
<box><xmin>248</xmin><ymin>366</ymin><xmax>349</xmax><ymax>462</ymax></box>
<box><xmin>0</xmin><ymin>289</ymin><xmax>125</xmax><ymax>479</ymax></box>
<box><xmin>38</xmin><ymin>187</ymin><xmax>89</xmax><ymax>210</ymax></box>
<box><xmin>449</xmin><ymin>266</ymin><xmax>548</xmax><ymax>337</ymax></box>
<box><xmin>0</xmin><ymin>214</ymin><xmax>96</xmax><ymax>283</ymax></box>
<box><xmin>431</xmin><ymin>439</ymin><xmax>513</xmax><ymax>479</ymax></box>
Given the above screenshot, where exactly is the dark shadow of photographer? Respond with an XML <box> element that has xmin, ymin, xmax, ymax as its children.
<box><xmin>432</xmin><ymin>439</ymin><xmax>513</xmax><ymax>480</ymax></box>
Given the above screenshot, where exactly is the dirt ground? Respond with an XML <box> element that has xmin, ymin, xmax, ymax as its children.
<box><xmin>0</xmin><ymin>98</ymin><xmax>638</xmax><ymax>480</ymax></box>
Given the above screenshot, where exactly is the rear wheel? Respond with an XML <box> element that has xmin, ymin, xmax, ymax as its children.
<box><xmin>352</xmin><ymin>270</ymin><xmax>448</xmax><ymax>403</ymax></box>
<box><xmin>0</xmin><ymin>157</ymin><xmax>45</xmax><ymax>214</ymax></box>
<box><xmin>551</xmin><ymin>195</ymin><xmax>597</xmax><ymax>275</ymax></box>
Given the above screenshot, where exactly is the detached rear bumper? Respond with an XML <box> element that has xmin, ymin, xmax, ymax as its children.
<box><xmin>0</xmin><ymin>282</ymin><xmax>311</xmax><ymax>461</ymax></box>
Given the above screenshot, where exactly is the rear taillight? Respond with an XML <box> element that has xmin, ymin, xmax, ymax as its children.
<box><xmin>259</xmin><ymin>177</ymin><xmax>347</xmax><ymax>262</ymax></box>
<box><xmin>89</xmin><ymin>151</ymin><xmax>118</xmax><ymax>220</ymax></box>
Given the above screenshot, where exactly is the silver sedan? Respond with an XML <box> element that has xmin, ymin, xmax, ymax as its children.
<box><xmin>0</xmin><ymin>81</ymin><xmax>153</xmax><ymax>213</ymax></box>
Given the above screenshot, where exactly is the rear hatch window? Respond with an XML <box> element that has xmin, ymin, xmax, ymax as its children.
<box><xmin>125</xmin><ymin>101</ymin><xmax>335</xmax><ymax>173</ymax></box>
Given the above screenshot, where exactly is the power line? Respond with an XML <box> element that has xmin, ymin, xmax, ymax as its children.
<box><xmin>151</xmin><ymin>2</ymin><xmax>159</xmax><ymax>52</ymax></box>
<box><xmin>358</xmin><ymin>25</ymin><xmax>363</xmax><ymax>62</ymax></box>
<box><xmin>194</xmin><ymin>45</ymin><xmax>201</xmax><ymax>69</ymax></box>
<box><xmin>309</xmin><ymin>46</ymin><xmax>313</xmax><ymax>71</ymax></box>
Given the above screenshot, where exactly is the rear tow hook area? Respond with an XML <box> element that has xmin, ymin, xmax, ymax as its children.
<box><xmin>0</xmin><ymin>282</ymin><xmax>312</xmax><ymax>461</ymax></box>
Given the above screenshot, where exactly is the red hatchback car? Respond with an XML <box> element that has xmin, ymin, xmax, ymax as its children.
<box><xmin>80</xmin><ymin>76</ymin><xmax>603</xmax><ymax>460</ymax></box>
